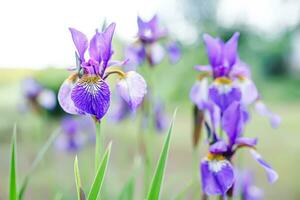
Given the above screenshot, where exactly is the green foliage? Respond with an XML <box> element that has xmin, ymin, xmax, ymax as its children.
<box><xmin>117</xmin><ymin>176</ymin><xmax>135</xmax><ymax>200</ymax></box>
<box><xmin>74</xmin><ymin>156</ymin><xmax>85</xmax><ymax>200</ymax></box>
<box><xmin>9</xmin><ymin>125</ymin><xmax>18</xmax><ymax>200</ymax></box>
<box><xmin>146</xmin><ymin>109</ymin><xmax>177</xmax><ymax>200</ymax></box>
<box><xmin>87</xmin><ymin>142</ymin><xmax>112</xmax><ymax>200</ymax></box>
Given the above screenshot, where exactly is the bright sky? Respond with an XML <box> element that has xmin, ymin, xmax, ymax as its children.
<box><xmin>0</xmin><ymin>0</ymin><xmax>299</xmax><ymax>68</ymax></box>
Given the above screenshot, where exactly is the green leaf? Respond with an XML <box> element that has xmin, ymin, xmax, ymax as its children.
<box><xmin>87</xmin><ymin>142</ymin><xmax>112</xmax><ymax>200</ymax></box>
<box><xmin>118</xmin><ymin>176</ymin><xmax>135</xmax><ymax>200</ymax></box>
<box><xmin>18</xmin><ymin>128</ymin><xmax>59</xmax><ymax>200</ymax></box>
<box><xmin>9</xmin><ymin>124</ymin><xmax>18</xmax><ymax>200</ymax></box>
<box><xmin>146</xmin><ymin>109</ymin><xmax>177</xmax><ymax>200</ymax></box>
<box><xmin>74</xmin><ymin>156</ymin><xmax>85</xmax><ymax>200</ymax></box>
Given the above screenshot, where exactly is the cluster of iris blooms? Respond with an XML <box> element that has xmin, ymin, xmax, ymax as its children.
<box><xmin>190</xmin><ymin>33</ymin><xmax>280</xmax><ymax>199</ymax></box>
<box><xmin>56</xmin><ymin>15</ymin><xmax>279</xmax><ymax>199</ymax></box>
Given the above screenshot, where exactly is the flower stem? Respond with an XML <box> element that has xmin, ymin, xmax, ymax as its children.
<box><xmin>95</xmin><ymin>120</ymin><xmax>102</xmax><ymax>173</ymax></box>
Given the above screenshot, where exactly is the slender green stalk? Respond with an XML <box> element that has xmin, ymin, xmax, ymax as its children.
<box><xmin>95</xmin><ymin>121</ymin><xmax>102</xmax><ymax>173</ymax></box>
<box><xmin>9</xmin><ymin>125</ymin><xmax>17</xmax><ymax>200</ymax></box>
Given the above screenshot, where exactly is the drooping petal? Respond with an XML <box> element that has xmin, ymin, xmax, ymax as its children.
<box><xmin>203</xmin><ymin>33</ymin><xmax>222</xmax><ymax>66</ymax></box>
<box><xmin>209</xmin><ymin>79</ymin><xmax>241</xmax><ymax>112</ymax></box>
<box><xmin>116</xmin><ymin>71</ymin><xmax>147</xmax><ymax>110</ymax></box>
<box><xmin>149</xmin><ymin>43</ymin><xmax>165</xmax><ymax>65</ymax></box>
<box><xmin>235</xmin><ymin>78</ymin><xmax>258</xmax><ymax>105</ymax></box>
<box><xmin>167</xmin><ymin>42</ymin><xmax>181</xmax><ymax>64</ymax></box>
<box><xmin>108</xmin><ymin>95</ymin><xmax>132</xmax><ymax>122</ymax></box>
<box><xmin>190</xmin><ymin>78</ymin><xmax>209</xmax><ymax>110</ymax></box>
<box><xmin>249</xmin><ymin>150</ymin><xmax>278</xmax><ymax>183</ymax></box>
<box><xmin>58</xmin><ymin>77</ymin><xmax>84</xmax><ymax>115</ymax></box>
<box><xmin>69</xmin><ymin>28</ymin><xmax>88</xmax><ymax>61</ymax></box>
<box><xmin>71</xmin><ymin>75</ymin><xmax>110</xmax><ymax>120</ymax></box>
<box><xmin>37</xmin><ymin>89</ymin><xmax>57</xmax><ymax>110</ymax></box>
<box><xmin>224</xmin><ymin>32</ymin><xmax>240</xmax><ymax>67</ymax></box>
<box><xmin>222</xmin><ymin>101</ymin><xmax>244</xmax><ymax>145</ymax></box>
<box><xmin>209</xmin><ymin>140</ymin><xmax>228</xmax><ymax>154</ymax></box>
<box><xmin>255</xmin><ymin>101</ymin><xmax>281</xmax><ymax>128</ymax></box>
<box><xmin>201</xmin><ymin>156</ymin><xmax>235</xmax><ymax>195</ymax></box>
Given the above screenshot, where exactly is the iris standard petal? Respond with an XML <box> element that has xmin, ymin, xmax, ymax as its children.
<box><xmin>224</xmin><ymin>32</ymin><xmax>240</xmax><ymax>67</ymax></box>
<box><xmin>222</xmin><ymin>101</ymin><xmax>244</xmax><ymax>145</ymax></box>
<box><xmin>116</xmin><ymin>71</ymin><xmax>147</xmax><ymax>110</ymax></box>
<box><xmin>58</xmin><ymin>77</ymin><xmax>84</xmax><ymax>115</ymax></box>
<box><xmin>250</xmin><ymin>149</ymin><xmax>278</xmax><ymax>183</ymax></box>
<box><xmin>69</xmin><ymin>28</ymin><xmax>88</xmax><ymax>60</ymax></box>
<box><xmin>201</xmin><ymin>157</ymin><xmax>235</xmax><ymax>195</ymax></box>
<box><xmin>203</xmin><ymin>33</ymin><xmax>222</xmax><ymax>66</ymax></box>
<box><xmin>99</xmin><ymin>23</ymin><xmax>116</xmax><ymax>64</ymax></box>
<box><xmin>89</xmin><ymin>31</ymin><xmax>102</xmax><ymax>63</ymax></box>
<box><xmin>189</xmin><ymin>78</ymin><xmax>209</xmax><ymax>110</ymax></box>
<box><xmin>71</xmin><ymin>75</ymin><xmax>110</xmax><ymax>120</ymax></box>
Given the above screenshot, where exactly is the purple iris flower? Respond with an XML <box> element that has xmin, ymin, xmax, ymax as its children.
<box><xmin>200</xmin><ymin>102</ymin><xmax>278</xmax><ymax>196</ymax></box>
<box><xmin>21</xmin><ymin>78</ymin><xmax>43</xmax><ymax>99</ymax></box>
<box><xmin>153</xmin><ymin>100</ymin><xmax>168</xmax><ymax>132</ymax></box>
<box><xmin>137</xmin><ymin>15</ymin><xmax>167</xmax><ymax>44</ymax></box>
<box><xmin>124</xmin><ymin>15</ymin><xmax>181</xmax><ymax>69</ymax></box>
<box><xmin>58</xmin><ymin>23</ymin><xmax>147</xmax><ymax>121</ymax></box>
<box><xmin>55</xmin><ymin>116</ymin><xmax>96</xmax><ymax>152</ymax></box>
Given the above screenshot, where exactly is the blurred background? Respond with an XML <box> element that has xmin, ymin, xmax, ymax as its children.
<box><xmin>0</xmin><ymin>0</ymin><xmax>300</xmax><ymax>199</ymax></box>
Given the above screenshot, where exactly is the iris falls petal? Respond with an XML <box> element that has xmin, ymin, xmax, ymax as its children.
<box><xmin>116</xmin><ymin>71</ymin><xmax>147</xmax><ymax>110</ymax></box>
<box><xmin>250</xmin><ymin>149</ymin><xmax>278</xmax><ymax>183</ymax></box>
<box><xmin>201</xmin><ymin>155</ymin><xmax>235</xmax><ymax>195</ymax></box>
<box><xmin>71</xmin><ymin>75</ymin><xmax>110</xmax><ymax>120</ymax></box>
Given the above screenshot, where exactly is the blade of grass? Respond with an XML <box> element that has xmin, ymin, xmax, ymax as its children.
<box><xmin>87</xmin><ymin>142</ymin><xmax>112</xmax><ymax>200</ymax></box>
<box><xmin>74</xmin><ymin>156</ymin><xmax>85</xmax><ymax>200</ymax></box>
<box><xmin>9</xmin><ymin>124</ymin><xmax>17</xmax><ymax>200</ymax></box>
<box><xmin>146</xmin><ymin>109</ymin><xmax>177</xmax><ymax>200</ymax></box>
<box><xmin>18</xmin><ymin>128</ymin><xmax>60</xmax><ymax>200</ymax></box>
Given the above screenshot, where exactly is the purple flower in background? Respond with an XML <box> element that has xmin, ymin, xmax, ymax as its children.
<box><xmin>124</xmin><ymin>15</ymin><xmax>181</xmax><ymax>68</ymax></box>
<box><xmin>21</xmin><ymin>78</ymin><xmax>43</xmax><ymax>99</ymax></box>
<box><xmin>153</xmin><ymin>100</ymin><xmax>168</xmax><ymax>132</ymax></box>
<box><xmin>20</xmin><ymin>77</ymin><xmax>57</xmax><ymax>111</ymax></box>
<box><xmin>234</xmin><ymin>171</ymin><xmax>264</xmax><ymax>200</ymax></box>
<box><xmin>137</xmin><ymin>15</ymin><xmax>167</xmax><ymax>44</ymax></box>
<box><xmin>167</xmin><ymin>42</ymin><xmax>181</xmax><ymax>64</ymax></box>
<box><xmin>55</xmin><ymin>116</ymin><xmax>96</xmax><ymax>152</ymax></box>
<box><xmin>255</xmin><ymin>101</ymin><xmax>281</xmax><ymax>128</ymax></box>
<box><xmin>58</xmin><ymin>23</ymin><xmax>147</xmax><ymax>121</ymax></box>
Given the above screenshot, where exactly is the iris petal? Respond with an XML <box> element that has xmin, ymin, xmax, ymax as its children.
<box><xmin>71</xmin><ymin>75</ymin><xmax>110</xmax><ymax>120</ymax></box>
<box><xmin>203</xmin><ymin>33</ymin><xmax>222</xmax><ymax>66</ymax></box>
<box><xmin>189</xmin><ymin>79</ymin><xmax>209</xmax><ymax>110</ymax></box>
<box><xmin>201</xmin><ymin>157</ymin><xmax>235</xmax><ymax>195</ymax></box>
<box><xmin>250</xmin><ymin>149</ymin><xmax>278</xmax><ymax>183</ymax></box>
<box><xmin>69</xmin><ymin>28</ymin><xmax>88</xmax><ymax>61</ymax></box>
<box><xmin>58</xmin><ymin>78</ymin><xmax>84</xmax><ymax>115</ymax></box>
<box><xmin>116</xmin><ymin>71</ymin><xmax>147</xmax><ymax>110</ymax></box>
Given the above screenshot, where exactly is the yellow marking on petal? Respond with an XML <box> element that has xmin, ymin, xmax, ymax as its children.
<box><xmin>67</xmin><ymin>73</ymin><xmax>79</xmax><ymax>83</ymax></box>
<box><xmin>237</xmin><ymin>75</ymin><xmax>247</xmax><ymax>81</ymax></box>
<box><xmin>214</xmin><ymin>77</ymin><xmax>232</xmax><ymax>85</ymax></box>
<box><xmin>197</xmin><ymin>72</ymin><xmax>211</xmax><ymax>80</ymax></box>
<box><xmin>207</xmin><ymin>153</ymin><xmax>225</xmax><ymax>161</ymax></box>
<box><xmin>80</xmin><ymin>75</ymin><xmax>101</xmax><ymax>84</ymax></box>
